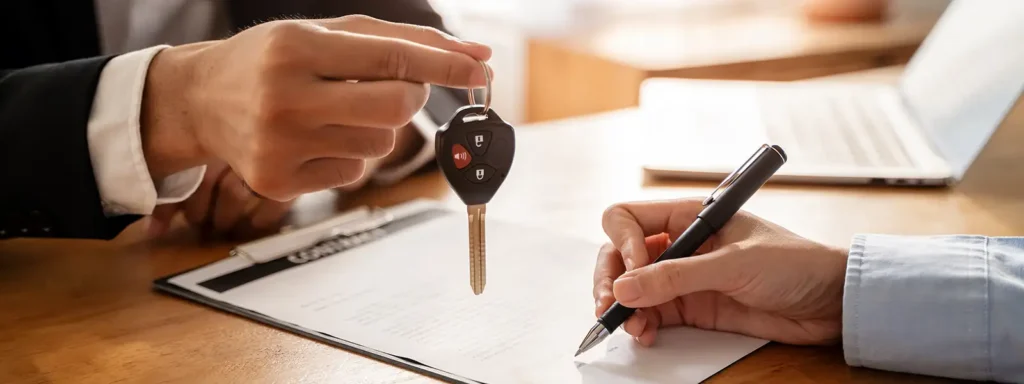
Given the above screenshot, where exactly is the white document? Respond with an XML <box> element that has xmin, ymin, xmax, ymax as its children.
<box><xmin>575</xmin><ymin>328</ymin><xmax>768</xmax><ymax>383</ymax></box>
<box><xmin>164</xmin><ymin>200</ymin><xmax>767</xmax><ymax>383</ymax></box>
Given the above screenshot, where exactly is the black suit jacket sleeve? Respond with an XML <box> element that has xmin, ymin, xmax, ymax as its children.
<box><xmin>0</xmin><ymin>57</ymin><xmax>142</xmax><ymax>240</ymax></box>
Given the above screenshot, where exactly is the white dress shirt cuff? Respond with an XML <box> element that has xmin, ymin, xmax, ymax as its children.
<box><xmin>87</xmin><ymin>45</ymin><xmax>206</xmax><ymax>216</ymax></box>
<box><xmin>371</xmin><ymin>110</ymin><xmax>438</xmax><ymax>185</ymax></box>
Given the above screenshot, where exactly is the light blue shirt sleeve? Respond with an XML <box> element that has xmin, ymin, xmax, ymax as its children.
<box><xmin>843</xmin><ymin>234</ymin><xmax>1024</xmax><ymax>382</ymax></box>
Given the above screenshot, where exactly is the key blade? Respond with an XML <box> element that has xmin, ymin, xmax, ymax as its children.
<box><xmin>468</xmin><ymin>204</ymin><xmax>487</xmax><ymax>295</ymax></box>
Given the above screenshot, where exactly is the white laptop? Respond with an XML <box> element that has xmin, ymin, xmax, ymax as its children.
<box><xmin>639</xmin><ymin>0</ymin><xmax>1024</xmax><ymax>186</ymax></box>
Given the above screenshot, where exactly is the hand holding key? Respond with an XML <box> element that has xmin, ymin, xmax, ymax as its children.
<box><xmin>437</xmin><ymin>64</ymin><xmax>515</xmax><ymax>295</ymax></box>
<box><xmin>140</xmin><ymin>15</ymin><xmax>492</xmax><ymax>201</ymax></box>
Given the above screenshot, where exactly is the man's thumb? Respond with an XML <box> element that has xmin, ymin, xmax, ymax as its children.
<box><xmin>147</xmin><ymin>204</ymin><xmax>180</xmax><ymax>238</ymax></box>
<box><xmin>612</xmin><ymin>255</ymin><xmax>727</xmax><ymax>308</ymax></box>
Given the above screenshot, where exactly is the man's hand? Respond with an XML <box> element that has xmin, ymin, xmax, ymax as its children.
<box><xmin>148</xmin><ymin>162</ymin><xmax>294</xmax><ymax>240</ymax></box>
<box><xmin>594</xmin><ymin>198</ymin><xmax>848</xmax><ymax>347</ymax></box>
<box><xmin>336</xmin><ymin>121</ymin><xmax>425</xmax><ymax>192</ymax></box>
<box><xmin>140</xmin><ymin>15</ymin><xmax>491</xmax><ymax>201</ymax></box>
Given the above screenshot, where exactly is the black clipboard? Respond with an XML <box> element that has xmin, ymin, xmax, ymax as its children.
<box><xmin>152</xmin><ymin>203</ymin><xmax>482</xmax><ymax>384</ymax></box>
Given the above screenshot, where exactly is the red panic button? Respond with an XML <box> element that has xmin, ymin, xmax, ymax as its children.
<box><xmin>452</xmin><ymin>144</ymin><xmax>472</xmax><ymax>169</ymax></box>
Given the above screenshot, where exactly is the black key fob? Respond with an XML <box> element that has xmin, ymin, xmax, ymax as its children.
<box><xmin>435</xmin><ymin>105</ymin><xmax>516</xmax><ymax>206</ymax></box>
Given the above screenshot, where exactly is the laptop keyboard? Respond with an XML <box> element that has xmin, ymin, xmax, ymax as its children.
<box><xmin>759</xmin><ymin>91</ymin><xmax>915</xmax><ymax>168</ymax></box>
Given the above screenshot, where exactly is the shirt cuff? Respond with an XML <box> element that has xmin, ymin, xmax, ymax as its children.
<box><xmin>371</xmin><ymin>110</ymin><xmax>437</xmax><ymax>185</ymax></box>
<box><xmin>87</xmin><ymin>45</ymin><xmax>206</xmax><ymax>216</ymax></box>
<box><xmin>843</xmin><ymin>234</ymin><xmax>991</xmax><ymax>380</ymax></box>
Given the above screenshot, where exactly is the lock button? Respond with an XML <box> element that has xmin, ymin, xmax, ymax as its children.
<box><xmin>464</xmin><ymin>164</ymin><xmax>496</xmax><ymax>184</ymax></box>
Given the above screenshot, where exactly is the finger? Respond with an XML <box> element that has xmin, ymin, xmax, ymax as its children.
<box><xmin>309</xmin><ymin>30</ymin><xmax>489</xmax><ymax>88</ymax></box>
<box><xmin>310</xmin><ymin>81</ymin><xmax>428</xmax><ymax>130</ymax></box>
<box><xmin>212</xmin><ymin>173</ymin><xmax>255</xmax><ymax>233</ymax></box>
<box><xmin>637</xmin><ymin>309</ymin><xmax>662</xmax><ymax>347</ymax></box>
<box><xmin>320</xmin><ymin>15</ymin><xmax>492</xmax><ymax>61</ymax></box>
<box><xmin>229</xmin><ymin>203</ymin><xmax>289</xmax><ymax>241</ymax></box>
<box><xmin>148</xmin><ymin>204</ymin><xmax>180</xmax><ymax>238</ymax></box>
<box><xmin>294</xmin><ymin>158</ymin><xmax>368</xmax><ymax>197</ymax></box>
<box><xmin>593</xmin><ymin>243</ymin><xmax>625</xmax><ymax>317</ymax></box>
<box><xmin>639</xmin><ymin>233</ymin><xmax>671</xmax><ymax>268</ymax></box>
<box><xmin>612</xmin><ymin>252</ymin><xmax>734</xmax><ymax>308</ymax></box>
<box><xmin>183</xmin><ymin>165</ymin><xmax>230</xmax><ymax>227</ymax></box>
<box><xmin>248</xmin><ymin>199</ymin><xmax>293</xmax><ymax>231</ymax></box>
<box><xmin>298</xmin><ymin>124</ymin><xmax>398</xmax><ymax>160</ymax></box>
<box><xmin>623</xmin><ymin>309</ymin><xmax>648</xmax><ymax>338</ymax></box>
<box><xmin>601</xmin><ymin>198</ymin><xmax>707</xmax><ymax>272</ymax></box>
<box><xmin>334</xmin><ymin>158</ymin><xmax>380</xmax><ymax>193</ymax></box>
<box><xmin>656</xmin><ymin>300</ymin><xmax>683</xmax><ymax>328</ymax></box>
<box><xmin>649</xmin><ymin>237</ymin><xmax>685</xmax><ymax>327</ymax></box>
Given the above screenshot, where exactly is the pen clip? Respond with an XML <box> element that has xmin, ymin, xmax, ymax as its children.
<box><xmin>702</xmin><ymin>144</ymin><xmax>769</xmax><ymax>206</ymax></box>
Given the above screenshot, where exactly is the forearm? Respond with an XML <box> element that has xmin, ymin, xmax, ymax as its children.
<box><xmin>843</xmin><ymin>234</ymin><xmax>1024</xmax><ymax>382</ymax></box>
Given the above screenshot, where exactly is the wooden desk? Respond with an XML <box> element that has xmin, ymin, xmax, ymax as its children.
<box><xmin>3</xmin><ymin>77</ymin><xmax>1021</xmax><ymax>383</ymax></box>
<box><xmin>525</xmin><ymin>0</ymin><xmax>948</xmax><ymax>122</ymax></box>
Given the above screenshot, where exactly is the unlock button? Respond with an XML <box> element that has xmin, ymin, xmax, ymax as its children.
<box><xmin>467</xmin><ymin>131</ymin><xmax>492</xmax><ymax>156</ymax></box>
<box><xmin>464</xmin><ymin>164</ymin><xmax>496</xmax><ymax>184</ymax></box>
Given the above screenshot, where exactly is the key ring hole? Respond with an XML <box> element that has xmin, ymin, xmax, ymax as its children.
<box><xmin>462</xmin><ymin>113</ymin><xmax>488</xmax><ymax>123</ymax></box>
<box><xmin>465</xmin><ymin>59</ymin><xmax>491</xmax><ymax>119</ymax></box>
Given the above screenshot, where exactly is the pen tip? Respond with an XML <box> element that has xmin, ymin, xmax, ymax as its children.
<box><xmin>574</xmin><ymin>323</ymin><xmax>609</xmax><ymax>358</ymax></box>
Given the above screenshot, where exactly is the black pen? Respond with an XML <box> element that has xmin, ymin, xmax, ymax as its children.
<box><xmin>575</xmin><ymin>144</ymin><xmax>787</xmax><ymax>357</ymax></box>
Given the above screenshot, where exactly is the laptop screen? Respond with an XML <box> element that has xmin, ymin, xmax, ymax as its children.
<box><xmin>899</xmin><ymin>0</ymin><xmax>1024</xmax><ymax>178</ymax></box>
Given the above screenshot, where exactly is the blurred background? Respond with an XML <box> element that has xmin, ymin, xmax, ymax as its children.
<box><xmin>426</xmin><ymin>0</ymin><xmax>951</xmax><ymax>125</ymax></box>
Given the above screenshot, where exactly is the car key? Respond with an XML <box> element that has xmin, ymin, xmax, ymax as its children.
<box><xmin>436</xmin><ymin>62</ymin><xmax>515</xmax><ymax>295</ymax></box>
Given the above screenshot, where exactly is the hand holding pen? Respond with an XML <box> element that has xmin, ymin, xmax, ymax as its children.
<box><xmin>578</xmin><ymin>145</ymin><xmax>850</xmax><ymax>354</ymax></box>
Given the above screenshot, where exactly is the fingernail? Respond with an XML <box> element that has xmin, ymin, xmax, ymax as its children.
<box><xmin>613</xmin><ymin>276</ymin><xmax>642</xmax><ymax>302</ymax></box>
<box><xmin>625</xmin><ymin>259</ymin><xmax>635</xmax><ymax>271</ymax></box>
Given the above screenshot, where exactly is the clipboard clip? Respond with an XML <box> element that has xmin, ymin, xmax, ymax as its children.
<box><xmin>232</xmin><ymin>206</ymin><xmax>397</xmax><ymax>264</ymax></box>
<box><xmin>320</xmin><ymin>207</ymin><xmax>395</xmax><ymax>242</ymax></box>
